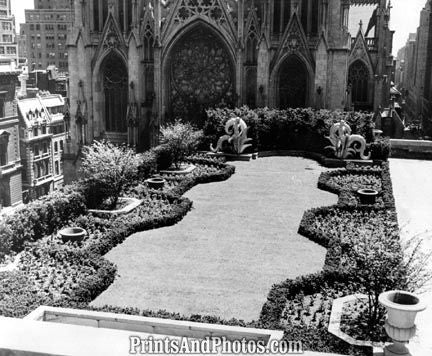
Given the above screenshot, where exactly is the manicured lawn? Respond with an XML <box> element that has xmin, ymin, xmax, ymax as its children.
<box><xmin>92</xmin><ymin>157</ymin><xmax>338</xmax><ymax>321</ymax></box>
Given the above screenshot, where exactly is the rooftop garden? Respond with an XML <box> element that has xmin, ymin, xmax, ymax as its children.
<box><xmin>0</xmin><ymin>107</ymin><xmax>421</xmax><ymax>356</ymax></box>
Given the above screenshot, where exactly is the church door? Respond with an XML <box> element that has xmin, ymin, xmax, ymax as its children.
<box><xmin>278</xmin><ymin>55</ymin><xmax>308</xmax><ymax>109</ymax></box>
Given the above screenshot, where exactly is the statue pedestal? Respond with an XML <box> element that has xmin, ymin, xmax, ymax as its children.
<box><xmin>205</xmin><ymin>152</ymin><xmax>253</xmax><ymax>162</ymax></box>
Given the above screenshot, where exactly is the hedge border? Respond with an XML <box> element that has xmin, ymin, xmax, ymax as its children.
<box><xmin>0</xmin><ymin>157</ymin><xmax>236</xmax><ymax>319</ymax></box>
<box><xmin>257</xmin><ymin>161</ymin><xmax>399</xmax><ymax>356</ymax></box>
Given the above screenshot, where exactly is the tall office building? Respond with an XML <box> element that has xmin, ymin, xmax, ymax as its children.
<box><xmin>0</xmin><ymin>0</ymin><xmax>18</xmax><ymax>65</ymax></box>
<box><xmin>21</xmin><ymin>0</ymin><xmax>73</xmax><ymax>72</ymax></box>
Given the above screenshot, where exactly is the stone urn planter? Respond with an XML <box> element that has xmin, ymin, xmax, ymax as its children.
<box><xmin>379</xmin><ymin>290</ymin><xmax>427</xmax><ymax>356</ymax></box>
<box><xmin>357</xmin><ymin>188</ymin><xmax>379</xmax><ymax>204</ymax></box>
<box><xmin>145</xmin><ymin>176</ymin><xmax>166</xmax><ymax>190</ymax></box>
<box><xmin>59</xmin><ymin>227</ymin><xmax>87</xmax><ymax>244</ymax></box>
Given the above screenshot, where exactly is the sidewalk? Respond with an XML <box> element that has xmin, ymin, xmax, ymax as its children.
<box><xmin>389</xmin><ymin>159</ymin><xmax>432</xmax><ymax>356</ymax></box>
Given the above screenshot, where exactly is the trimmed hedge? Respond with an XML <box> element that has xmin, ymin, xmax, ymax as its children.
<box><xmin>0</xmin><ymin>157</ymin><xmax>236</xmax><ymax>318</ymax></box>
<box><xmin>0</xmin><ymin>184</ymin><xmax>87</xmax><ymax>260</ymax></box>
<box><xmin>258</xmin><ymin>161</ymin><xmax>402</xmax><ymax>355</ymax></box>
<box><xmin>204</xmin><ymin>107</ymin><xmax>387</xmax><ymax>159</ymax></box>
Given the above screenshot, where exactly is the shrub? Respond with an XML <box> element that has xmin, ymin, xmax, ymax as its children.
<box><xmin>340</xmin><ymin>228</ymin><xmax>405</xmax><ymax>333</ymax></box>
<box><xmin>160</xmin><ymin>120</ymin><xmax>203</xmax><ymax>169</ymax></box>
<box><xmin>205</xmin><ymin>107</ymin><xmax>376</xmax><ymax>154</ymax></box>
<box><xmin>369</xmin><ymin>137</ymin><xmax>391</xmax><ymax>160</ymax></box>
<box><xmin>0</xmin><ymin>185</ymin><xmax>87</xmax><ymax>260</ymax></box>
<box><xmin>150</xmin><ymin>144</ymin><xmax>174</xmax><ymax>171</ymax></box>
<box><xmin>137</xmin><ymin>150</ymin><xmax>157</xmax><ymax>180</ymax></box>
<box><xmin>80</xmin><ymin>140</ymin><xmax>142</xmax><ymax>209</ymax></box>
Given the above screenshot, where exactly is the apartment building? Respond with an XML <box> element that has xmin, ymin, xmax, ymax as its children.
<box><xmin>0</xmin><ymin>0</ymin><xmax>18</xmax><ymax>65</ymax></box>
<box><xmin>21</xmin><ymin>0</ymin><xmax>72</xmax><ymax>72</ymax></box>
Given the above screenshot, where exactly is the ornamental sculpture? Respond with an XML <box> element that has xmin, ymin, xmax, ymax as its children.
<box><xmin>211</xmin><ymin>117</ymin><xmax>252</xmax><ymax>155</ymax></box>
<box><xmin>326</xmin><ymin>120</ymin><xmax>371</xmax><ymax>160</ymax></box>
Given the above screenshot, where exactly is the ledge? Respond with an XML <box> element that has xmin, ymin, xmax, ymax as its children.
<box><xmin>204</xmin><ymin>152</ymin><xmax>253</xmax><ymax>161</ymax></box>
<box><xmin>328</xmin><ymin>293</ymin><xmax>385</xmax><ymax>349</ymax></box>
<box><xmin>89</xmin><ymin>197</ymin><xmax>142</xmax><ymax>217</ymax></box>
<box><xmin>160</xmin><ymin>164</ymin><xmax>197</xmax><ymax>175</ymax></box>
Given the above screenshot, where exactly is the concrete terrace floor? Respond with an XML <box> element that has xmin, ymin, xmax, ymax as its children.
<box><xmin>389</xmin><ymin>159</ymin><xmax>432</xmax><ymax>356</ymax></box>
<box><xmin>92</xmin><ymin>157</ymin><xmax>338</xmax><ymax>321</ymax></box>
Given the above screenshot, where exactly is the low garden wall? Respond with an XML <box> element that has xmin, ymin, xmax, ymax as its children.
<box><xmin>390</xmin><ymin>139</ymin><xmax>432</xmax><ymax>160</ymax></box>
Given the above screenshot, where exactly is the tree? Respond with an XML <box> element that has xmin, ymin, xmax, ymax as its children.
<box><xmin>160</xmin><ymin>120</ymin><xmax>203</xmax><ymax>169</ymax></box>
<box><xmin>80</xmin><ymin>140</ymin><xmax>141</xmax><ymax>209</ymax></box>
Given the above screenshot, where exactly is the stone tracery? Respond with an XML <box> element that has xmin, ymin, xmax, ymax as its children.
<box><xmin>169</xmin><ymin>28</ymin><xmax>235</xmax><ymax>125</ymax></box>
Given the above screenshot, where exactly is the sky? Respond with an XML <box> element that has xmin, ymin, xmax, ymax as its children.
<box><xmin>10</xmin><ymin>0</ymin><xmax>429</xmax><ymax>54</ymax></box>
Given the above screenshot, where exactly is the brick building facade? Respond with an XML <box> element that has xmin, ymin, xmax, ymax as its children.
<box><xmin>67</xmin><ymin>0</ymin><xmax>395</xmax><ymax>157</ymax></box>
<box><xmin>0</xmin><ymin>0</ymin><xmax>18</xmax><ymax>65</ymax></box>
<box><xmin>21</xmin><ymin>0</ymin><xmax>73</xmax><ymax>72</ymax></box>
<box><xmin>0</xmin><ymin>66</ymin><xmax>22</xmax><ymax>209</ymax></box>
<box><xmin>17</xmin><ymin>92</ymin><xmax>66</xmax><ymax>201</ymax></box>
<box><xmin>399</xmin><ymin>0</ymin><xmax>432</xmax><ymax>135</ymax></box>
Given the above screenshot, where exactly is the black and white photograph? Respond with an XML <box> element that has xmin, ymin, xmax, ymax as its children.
<box><xmin>0</xmin><ymin>0</ymin><xmax>431</xmax><ymax>355</ymax></box>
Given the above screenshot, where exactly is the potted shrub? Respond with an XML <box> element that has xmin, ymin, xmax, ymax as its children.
<box><xmin>160</xmin><ymin>120</ymin><xmax>203</xmax><ymax>170</ymax></box>
<box><xmin>80</xmin><ymin>140</ymin><xmax>142</xmax><ymax>210</ymax></box>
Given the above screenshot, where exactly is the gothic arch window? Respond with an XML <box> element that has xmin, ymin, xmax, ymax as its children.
<box><xmin>278</xmin><ymin>55</ymin><xmax>308</xmax><ymax>109</ymax></box>
<box><xmin>273</xmin><ymin>0</ymin><xmax>291</xmax><ymax>36</ymax></box>
<box><xmin>301</xmin><ymin>0</ymin><xmax>320</xmax><ymax>36</ymax></box>
<box><xmin>143</xmin><ymin>24</ymin><xmax>154</xmax><ymax>62</ymax></box>
<box><xmin>245</xmin><ymin>33</ymin><xmax>258</xmax><ymax>65</ymax></box>
<box><xmin>92</xmin><ymin>0</ymin><xmax>109</xmax><ymax>32</ymax></box>
<box><xmin>168</xmin><ymin>25</ymin><xmax>235</xmax><ymax>126</ymax></box>
<box><xmin>102</xmin><ymin>54</ymin><xmax>128</xmax><ymax>132</ymax></box>
<box><xmin>348</xmin><ymin>60</ymin><xmax>370</xmax><ymax>106</ymax></box>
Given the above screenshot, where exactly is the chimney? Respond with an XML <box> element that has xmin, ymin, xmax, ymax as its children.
<box><xmin>18</xmin><ymin>71</ymin><xmax>29</xmax><ymax>97</ymax></box>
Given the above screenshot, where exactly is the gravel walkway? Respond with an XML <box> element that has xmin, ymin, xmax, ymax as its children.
<box><xmin>92</xmin><ymin>157</ymin><xmax>337</xmax><ymax>321</ymax></box>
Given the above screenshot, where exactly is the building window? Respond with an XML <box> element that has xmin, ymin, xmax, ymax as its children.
<box><xmin>348</xmin><ymin>60</ymin><xmax>370</xmax><ymax>108</ymax></box>
<box><xmin>0</xmin><ymin>0</ymin><xmax>8</xmax><ymax>7</ymax></box>
<box><xmin>6</xmin><ymin>46</ymin><xmax>16</xmax><ymax>55</ymax></box>
<box><xmin>0</xmin><ymin>47</ymin><xmax>4</xmax><ymax>54</ymax></box>
<box><xmin>102</xmin><ymin>54</ymin><xmax>128</xmax><ymax>132</ymax></box>
<box><xmin>0</xmin><ymin>132</ymin><xmax>9</xmax><ymax>167</ymax></box>
<box><xmin>55</xmin><ymin>161</ymin><xmax>59</xmax><ymax>175</ymax></box>
<box><xmin>30</xmin><ymin>24</ymin><xmax>35</xmax><ymax>31</ymax></box>
<box><xmin>54</xmin><ymin>141</ymin><xmax>58</xmax><ymax>152</ymax></box>
<box><xmin>2</xmin><ymin>34</ymin><xmax>12</xmax><ymax>43</ymax></box>
<box><xmin>2</xmin><ymin>22</ymin><xmax>11</xmax><ymax>31</ymax></box>
<box><xmin>59</xmin><ymin>140</ymin><xmax>63</xmax><ymax>151</ymax></box>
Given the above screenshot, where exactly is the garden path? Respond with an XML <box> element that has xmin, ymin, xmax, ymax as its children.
<box><xmin>390</xmin><ymin>159</ymin><xmax>432</xmax><ymax>356</ymax></box>
<box><xmin>92</xmin><ymin>157</ymin><xmax>337</xmax><ymax>321</ymax></box>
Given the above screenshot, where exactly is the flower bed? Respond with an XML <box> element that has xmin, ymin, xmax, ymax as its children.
<box><xmin>259</xmin><ymin>161</ymin><xmax>404</xmax><ymax>356</ymax></box>
<box><xmin>0</xmin><ymin>186</ymin><xmax>87</xmax><ymax>261</ymax></box>
<box><xmin>0</xmin><ymin>156</ymin><xmax>235</xmax><ymax>318</ymax></box>
<box><xmin>322</xmin><ymin>173</ymin><xmax>382</xmax><ymax>193</ymax></box>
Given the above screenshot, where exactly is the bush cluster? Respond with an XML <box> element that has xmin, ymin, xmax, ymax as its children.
<box><xmin>0</xmin><ymin>185</ymin><xmax>87</xmax><ymax>260</ymax></box>
<box><xmin>204</xmin><ymin>107</ymin><xmax>383</xmax><ymax>158</ymax></box>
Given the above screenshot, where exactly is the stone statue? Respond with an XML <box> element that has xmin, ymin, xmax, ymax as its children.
<box><xmin>210</xmin><ymin>116</ymin><xmax>252</xmax><ymax>155</ymax></box>
<box><xmin>326</xmin><ymin>120</ymin><xmax>371</xmax><ymax>160</ymax></box>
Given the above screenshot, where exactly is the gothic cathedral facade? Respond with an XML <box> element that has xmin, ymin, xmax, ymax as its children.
<box><xmin>67</xmin><ymin>0</ymin><xmax>394</xmax><ymax>155</ymax></box>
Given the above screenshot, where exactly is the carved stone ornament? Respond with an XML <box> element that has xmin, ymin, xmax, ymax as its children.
<box><xmin>103</xmin><ymin>24</ymin><xmax>120</xmax><ymax>50</ymax></box>
<box><xmin>325</xmin><ymin>120</ymin><xmax>371</xmax><ymax>160</ymax></box>
<box><xmin>210</xmin><ymin>117</ymin><xmax>252</xmax><ymax>155</ymax></box>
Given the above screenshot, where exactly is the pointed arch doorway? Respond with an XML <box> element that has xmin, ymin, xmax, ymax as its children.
<box><xmin>278</xmin><ymin>55</ymin><xmax>308</xmax><ymax>109</ymax></box>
